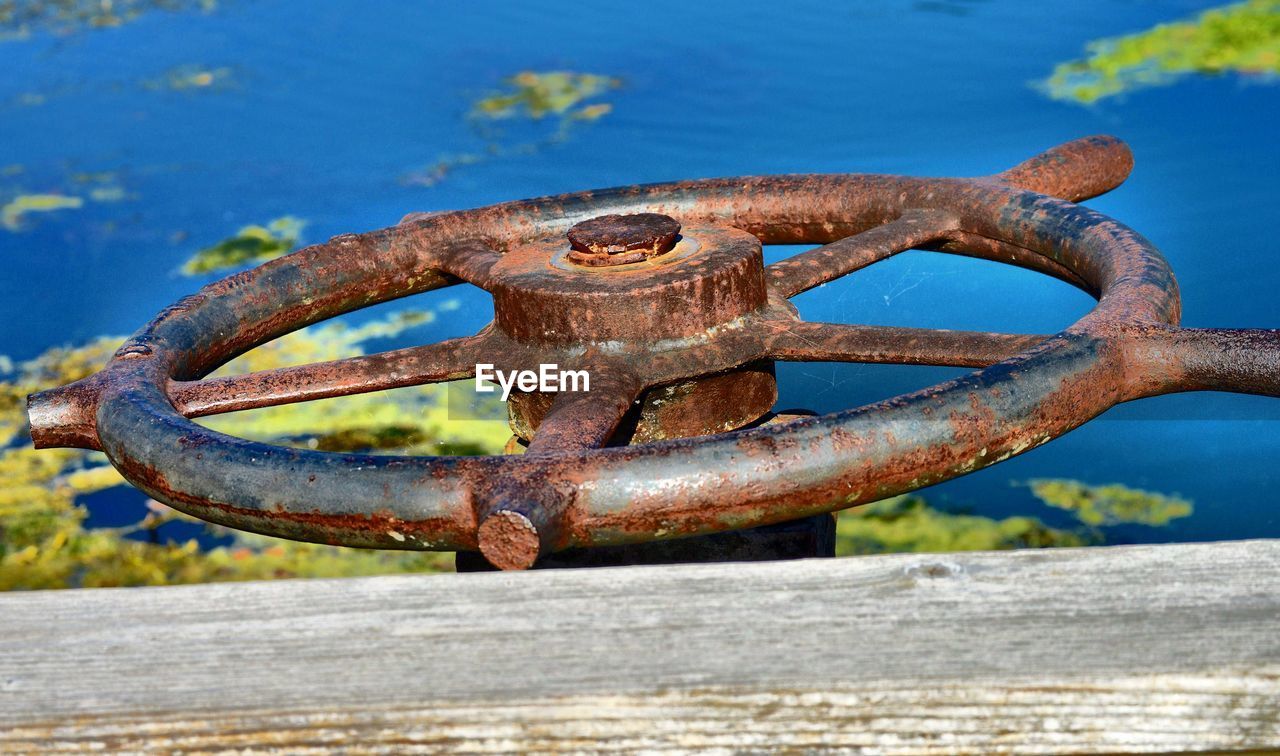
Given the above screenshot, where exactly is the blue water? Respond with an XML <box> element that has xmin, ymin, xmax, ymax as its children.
<box><xmin>3</xmin><ymin>0</ymin><xmax>1278</xmax><ymax>542</ymax></box>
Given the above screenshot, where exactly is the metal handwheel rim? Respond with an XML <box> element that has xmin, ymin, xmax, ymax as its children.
<box><xmin>31</xmin><ymin>136</ymin><xmax>1279</xmax><ymax>570</ymax></box>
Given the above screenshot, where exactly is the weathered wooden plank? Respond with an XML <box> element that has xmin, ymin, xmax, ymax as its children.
<box><xmin>2</xmin><ymin>540</ymin><xmax>1278</xmax><ymax>753</ymax></box>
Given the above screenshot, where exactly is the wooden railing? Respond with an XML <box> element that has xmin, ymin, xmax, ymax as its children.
<box><xmin>2</xmin><ymin>539</ymin><xmax>1278</xmax><ymax>752</ymax></box>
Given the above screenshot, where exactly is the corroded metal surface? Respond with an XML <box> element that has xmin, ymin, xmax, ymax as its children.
<box><xmin>27</xmin><ymin>135</ymin><xmax>1280</xmax><ymax>570</ymax></box>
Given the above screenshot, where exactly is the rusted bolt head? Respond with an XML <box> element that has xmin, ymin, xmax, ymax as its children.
<box><xmin>477</xmin><ymin>510</ymin><xmax>542</xmax><ymax>571</ymax></box>
<box><xmin>567</xmin><ymin>213</ymin><xmax>680</xmax><ymax>267</ymax></box>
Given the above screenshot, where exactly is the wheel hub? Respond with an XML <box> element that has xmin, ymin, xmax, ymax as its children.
<box><xmin>490</xmin><ymin>218</ymin><xmax>768</xmax><ymax>344</ymax></box>
<box><xmin>494</xmin><ymin>214</ymin><xmax>779</xmax><ymax>441</ymax></box>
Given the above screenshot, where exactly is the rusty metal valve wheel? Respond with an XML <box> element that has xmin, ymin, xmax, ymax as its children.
<box><xmin>28</xmin><ymin>136</ymin><xmax>1280</xmax><ymax>570</ymax></box>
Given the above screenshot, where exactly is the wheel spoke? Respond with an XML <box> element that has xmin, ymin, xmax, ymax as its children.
<box><xmin>764</xmin><ymin>321</ymin><xmax>1047</xmax><ymax>368</ymax></box>
<box><xmin>431</xmin><ymin>237</ymin><xmax>504</xmax><ymax>290</ymax></box>
<box><xmin>765</xmin><ymin>209</ymin><xmax>958</xmax><ymax>298</ymax></box>
<box><xmin>397</xmin><ymin>213</ymin><xmax>506</xmax><ymax>289</ymax></box>
<box><xmin>524</xmin><ymin>369</ymin><xmax>644</xmax><ymax>455</ymax></box>
<box><xmin>169</xmin><ymin>334</ymin><xmax>491</xmax><ymax>417</ymax></box>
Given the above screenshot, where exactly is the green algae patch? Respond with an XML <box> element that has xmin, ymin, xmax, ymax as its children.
<box><xmin>1043</xmin><ymin>0</ymin><xmax>1280</xmax><ymax>104</ymax></box>
<box><xmin>472</xmin><ymin>71</ymin><xmax>621</xmax><ymax>121</ymax></box>
<box><xmin>403</xmin><ymin>71</ymin><xmax>622</xmax><ymax>187</ymax></box>
<box><xmin>835</xmin><ymin>478</ymin><xmax>1195</xmax><ymax>557</ymax></box>
<box><xmin>836</xmin><ymin>496</ymin><xmax>1090</xmax><ymax>556</ymax></box>
<box><xmin>0</xmin><ymin>171</ymin><xmax>134</xmax><ymax>231</ymax></box>
<box><xmin>0</xmin><ymin>0</ymin><xmax>218</xmax><ymax>42</ymax></box>
<box><xmin>144</xmin><ymin>64</ymin><xmax>234</xmax><ymax>92</ymax></box>
<box><xmin>88</xmin><ymin>186</ymin><xmax>128</xmax><ymax>202</ymax></box>
<box><xmin>571</xmin><ymin>103</ymin><xmax>613</xmax><ymax>121</ymax></box>
<box><xmin>74</xmin><ymin>170</ymin><xmax>131</xmax><ymax>203</ymax></box>
<box><xmin>182</xmin><ymin>216</ymin><xmax>306</xmax><ymax>275</ymax></box>
<box><xmin>1</xmin><ymin>193</ymin><xmax>83</xmax><ymax>230</ymax></box>
<box><xmin>1027</xmin><ymin>479</ymin><xmax>1193</xmax><ymax>527</ymax></box>
<box><xmin>6</xmin><ymin>64</ymin><xmax>232</xmax><ymax>112</ymax></box>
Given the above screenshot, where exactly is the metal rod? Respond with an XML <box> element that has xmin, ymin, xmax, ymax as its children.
<box><xmin>765</xmin><ymin>321</ymin><xmax>1049</xmax><ymax>368</ymax></box>
<box><xmin>169</xmin><ymin>335</ymin><xmax>490</xmax><ymax>417</ymax></box>
<box><xmin>765</xmin><ymin>209</ymin><xmax>958</xmax><ymax>298</ymax></box>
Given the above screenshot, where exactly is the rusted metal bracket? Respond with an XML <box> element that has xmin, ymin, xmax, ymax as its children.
<box><xmin>27</xmin><ymin>136</ymin><xmax>1280</xmax><ymax>570</ymax></box>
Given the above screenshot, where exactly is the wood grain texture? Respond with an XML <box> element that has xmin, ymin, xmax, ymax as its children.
<box><xmin>2</xmin><ymin>539</ymin><xmax>1278</xmax><ymax>753</ymax></box>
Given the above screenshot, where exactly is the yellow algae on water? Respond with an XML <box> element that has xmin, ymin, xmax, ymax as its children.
<box><xmin>88</xmin><ymin>186</ymin><xmax>128</xmax><ymax>203</ymax></box>
<box><xmin>1043</xmin><ymin>0</ymin><xmax>1280</xmax><ymax>104</ymax></box>
<box><xmin>144</xmin><ymin>64</ymin><xmax>234</xmax><ymax>91</ymax></box>
<box><xmin>1027</xmin><ymin>479</ymin><xmax>1193</xmax><ymax>526</ymax></box>
<box><xmin>182</xmin><ymin>216</ymin><xmax>306</xmax><ymax>274</ymax></box>
<box><xmin>404</xmin><ymin>71</ymin><xmax>622</xmax><ymax>186</ymax></box>
<box><xmin>835</xmin><ymin>496</ymin><xmax>1090</xmax><ymax>556</ymax></box>
<box><xmin>835</xmin><ymin>478</ymin><xmax>1195</xmax><ymax>557</ymax></box>
<box><xmin>0</xmin><ymin>0</ymin><xmax>219</xmax><ymax>42</ymax></box>
<box><xmin>571</xmin><ymin>103</ymin><xmax>613</xmax><ymax>121</ymax></box>
<box><xmin>1</xmin><ymin>193</ymin><xmax>83</xmax><ymax>231</ymax></box>
<box><xmin>472</xmin><ymin>71</ymin><xmax>620</xmax><ymax>120</ymax></box>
